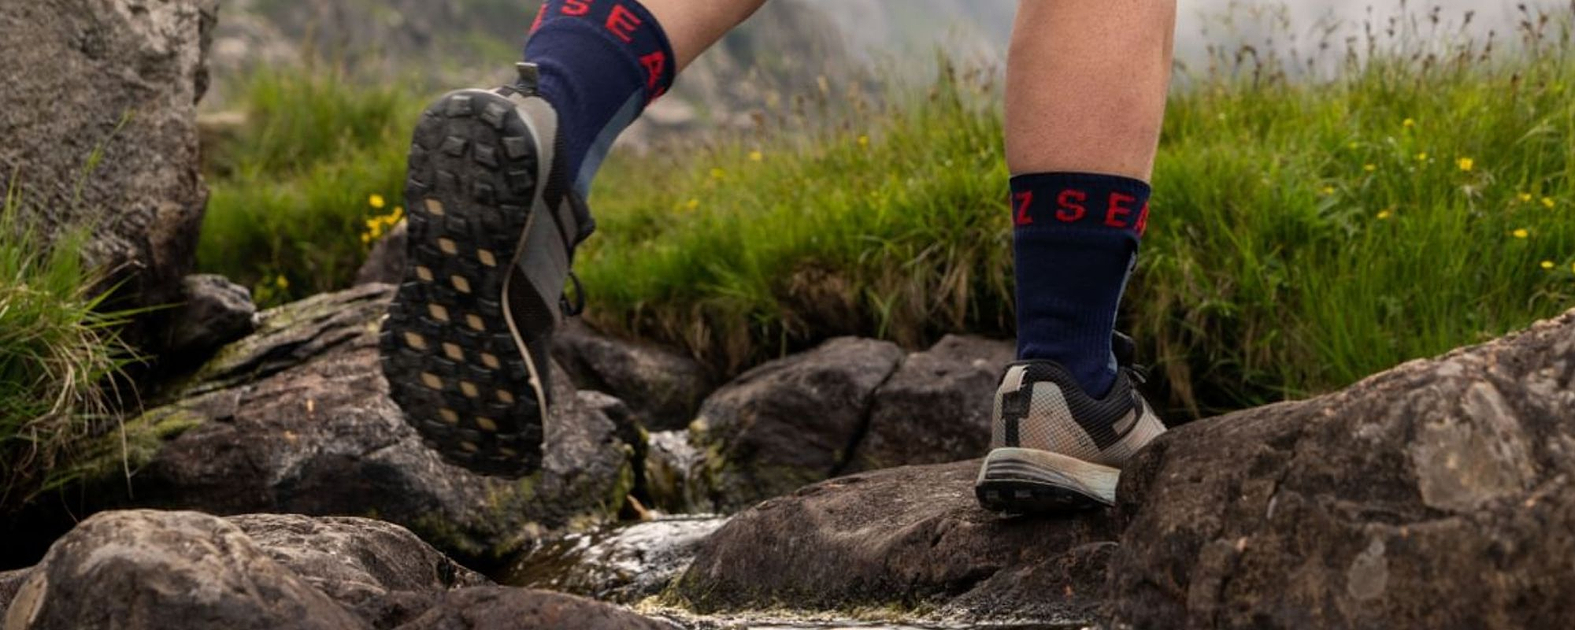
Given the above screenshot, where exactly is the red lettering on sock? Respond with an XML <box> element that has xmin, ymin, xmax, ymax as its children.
<box><xmin>1013</xmin><ymin>191</ymin><xmax>1034</xmax><ymax>226</ymax></box>
<box><xmin>1134</xmin><ymin>201</ymin><xmax>1150</xmax><ymax>236</ymax></box>
<box><xmin>530</xmin><ymin>3</ymin><xmax>548</xmax><ymax>32</ymax></box>
<box><xmin>606</xmin><ymin>4</ymin><xmax>641</xmax><ymax>43</ymax></box>
<box><xmin>562</xmin><ymin>0</ymin><xmax>591</xmax><ymax>16</ymax></box>
<box><xmin>1056</xmin><ymin>189</ymin><xmax>1087</xmax><ymax>222</ymax></box>
<box><xmin>639</xmin><ymin>51</ymin><xmax>667</xmax><ymax>92</ymax></box>
<box><xmin>1105</xmin><ymin>192</ymin><xmax>1135</xmax><ymax>228</ymax></box>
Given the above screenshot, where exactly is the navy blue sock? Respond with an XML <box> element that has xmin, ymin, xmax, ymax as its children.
<box><xmin>525</xmin><ymin>0</ymin><xmax>676</xmax><ymax>197</ymax></box>
<box><xmin>1011</xmin><ymin>172</ymin><xmax>1150</xmax><ymax>397</ymax></box>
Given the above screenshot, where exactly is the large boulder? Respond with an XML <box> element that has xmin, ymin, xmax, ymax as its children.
<box><xmin>690</xmin><ymin>337</ymin><xmax>904</xmax><ymax>511</ymax></box>
<box><xmin>58</xmin><ymin>284</ymin><xmax>634</xmax><ymax>569</ymax></box>
<box><xmin>849</xmin><ymin>334</ymin><xmax>1015</xmax><ymax>471</ymax></box>
<box><xmin>1107</xmin><ymin>308</ymin><xmax>1575</xmax><ymax>629</ymax></box>
<box><xmin>0</xmin><ymin>0</ymin><xmax>217</xmax><ymax>347</ymax></box>
<box><xmin>3</xmin><ymin>510</ymin><xmax>367</xmax><ymax>630</ymax></box>
<box><xmin>553</xmin><ymin>321</ymin><xmax>718</xmax><ymax>432</ymax></box>
<box><xmin>674</xmin><ymin>460</ymin><xmax>1117</xmax><ymax>623</ymax></box>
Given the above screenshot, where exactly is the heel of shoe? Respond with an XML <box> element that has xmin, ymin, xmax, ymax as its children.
<box><xmin>974</xmin><ymin>447</ymin><xmax>1120</xmax><ymax>513</ymax></box>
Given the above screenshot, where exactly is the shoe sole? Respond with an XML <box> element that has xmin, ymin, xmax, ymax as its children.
<box><xmin>975</xmin><ymin>447</ymin><xmax>1119</xmax><ymax>513</ymax></box>
<box><xmin>380</xmin><ymin>89</ymin><xmax>552</xmax><ymax>477</ymax></box>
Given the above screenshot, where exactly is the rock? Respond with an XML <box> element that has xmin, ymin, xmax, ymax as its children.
<box><xmin>356</xmin><ymin>220</ymin><xmax>409</xmax><ymax>286</ymax></box>
<box><xmin>674</xmin><ymin>460</ymin><xmax>1116</xmax><ymax>624</ymax></box>
<box><xmin>4</xmin><ymin>510</ymin><xmax>366</xmax><ymax>630</ymax></box>
<box><xmin>0</xmin><ymin>0</ymin><xmax>217</xmax><ymax>350</ymax></box>
<box><xmin>1107</xmin><ymin>308</ymin><xmax>1575</xmax><ymax>629</ymax></box>
<box><xmin>691</xmin><ymin>337</ymin><xmax>904</xmax><ymax>511</ymax></box>
<box><xmin>553</xmin><ymin>321</ymin><xmax>717</xmax><ymax>432</ymax></box>
<box><xmin>164</xmin><ymin>274</ymin><xmax>258</xmax><ymax>365</ymax></box>
<box><xmin>850</xmin><ymin>335</ymin><xmax>1015</xmax><ymax>471</ymax></box>
<box><xmin>0</xmin><ymin>568</ymin><xmax>28</xmax><ymax>617</ymax></box>
<box><xmin>227</xmin><ymin>514</ymin><xmax>488</xmax><ymax>628</ymax></box>
<box><xmin>397</xmin><ymin>587</ymin><xmax>672</xmax><ymax>630</ymax></box>
<box><xmin>644</xmin><ymin>430</ymin><xmax>709</xmax><ymax>513</ymax></box>
<box><xmin>60</xmin><ymin>284</ymin><xmax>634</xmax><ymax>569</ymax></box>
<box><xmin>503</xmin><ymin>516</ymin><xmax>729</xmax><ymax>604</ymax></box>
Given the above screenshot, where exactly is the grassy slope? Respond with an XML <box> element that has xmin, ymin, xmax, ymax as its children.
<box><xmin>197</xmin><ymin>14</ymin><xmax>1575</xmax><ymax>417</ymax></box>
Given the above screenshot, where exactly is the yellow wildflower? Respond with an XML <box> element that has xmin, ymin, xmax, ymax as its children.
<box><xmin>1512</xmin><ymin>228</ymin><xmax>1529</xmax><ymax>239</ymax></box>
<box><xmin>857</xmin><ymin>135</ymin><xmax>870</xmax><ymax>148</ymax></box>
<box><xmin>1363</xmin><ymin>164</ymin><xmax>1377</xmax><ymax>172</ymax></box>
<box><xmin>1519</xmin><ymin>192</ymin><xmax>1534</xmax><ymax>203</ymax></box>
<box><xmin>369</xmin><ymin>194</ymin><xmax>386</xmax><ymax>209</ymax></box>
<box><xmin>1456</xmin><ymin>157</ymin><xmax>1474</xmax><ymax>172</ymax></box>
<box><xmin>1376</xmin><ymin>209</ymin><xmax>1394</xmax><ymax>220</ymax></box>
<box><xmin>1541</xmin><ymin>260</ymin><xmax>1556</xmax><ymax>270</ymax></box>
<box><xmin>749</xmin><ymin>150</ymin><xmax>764</xmax><ymax>162</ymax></box>
<box><xmin>1542</xmin><ymin>197</ymin><xmax>1556</xmax><ymax>208</ymax></box>
<box><xmin>1415</xmin><ymin>152</ymin><xmax>1428</xmax><ymax>162</ymax></box>
<box><xmin>1403</xmin><ymin>118</ymin><xmax>1415</xmax><ymax>128</ymax></box>
<box><xmin>1319</xmin><ymin>186</ymin><xmax>1336</xmax><ymax>196</ymax></box>
<box><xmin>685</xmin><ymin>198</ymin><xmax>700</xmax><ymax>210</ymax></box>
<box><xmin>275</xmin><ymin>275</ymin><xmax>290</xmax><ymax>290</ymax></box>
<box><xmin>1348</xmin><ymin>141</ymin><xmax>1360</xmax><ymax>149</ymax></box>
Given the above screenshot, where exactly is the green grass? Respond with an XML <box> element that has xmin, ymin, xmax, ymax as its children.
<box><xmin>199</xmin><ymin>66</ymin><xmax>423</xmax><ymax>305</ymax></box>
<box><xmin>0</xmin><ymin>186</ymin><xmax>136</xmax><ymax>511</ymax></box>
<box><xmin>198</xmin><ymin>6</ymin><xmax>1575</xmax><ymax>417</ymax></box>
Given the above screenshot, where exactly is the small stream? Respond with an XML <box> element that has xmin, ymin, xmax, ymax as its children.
<box><xmin>501</xmin><ymin>516</ymin><xmax>1092</xmax><ymax>630</ymax></box>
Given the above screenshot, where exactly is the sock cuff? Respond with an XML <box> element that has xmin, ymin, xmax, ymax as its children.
<box><xmin>529</xmin><ymin>0</ymin><xmax>677</xmax><ymax>103</ymax></box>
<box><xmin>1009</xmin><ymin>172</ymin><xmax>1151</xmax><ymax>239</ymax></box>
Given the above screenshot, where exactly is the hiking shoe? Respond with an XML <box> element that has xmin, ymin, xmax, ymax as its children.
<box><xmin>975</xmin><ymin>335</ymin><xmax>1165</xmax><ymax>512</ymax></box>
<box><xmin>380</xmin><ymin>63</ymin><xmax>592</xmax><ymax>477</ymax></box>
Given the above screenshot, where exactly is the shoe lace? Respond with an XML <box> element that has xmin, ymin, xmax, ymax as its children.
<box><xmin>560</xmin><ymin>270</ymin><xmax>586</xmax><ymax>318</ymax></box>
<box><xmin>1113</xmin><ymin>331</ymin><xmax>1150</xmax><ymax>385</ymax></box>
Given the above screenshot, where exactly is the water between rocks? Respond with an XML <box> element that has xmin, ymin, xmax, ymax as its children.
<box><xmin>501</xmin><ymin>516</ymin><xmax>1087</xmax><ymax>630</ymax></box>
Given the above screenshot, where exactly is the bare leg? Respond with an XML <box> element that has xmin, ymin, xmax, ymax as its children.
<box><xmin>640</xmin><ymin>0</ymin><xmax>768</xmax><ymax>71</ymax></box>
<box><xmin>1005</xmin><ymin>0</ymin><xmax>1176</xmax><ymax>180</ymax></box>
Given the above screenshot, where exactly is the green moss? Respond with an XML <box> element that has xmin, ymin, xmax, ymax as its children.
<box><xmin>66</xmin><ymin>407</ymin><xmax>206</xmax><ymax>485</ymax></box>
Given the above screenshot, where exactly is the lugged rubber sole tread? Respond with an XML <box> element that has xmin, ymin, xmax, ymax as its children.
<box><xmin>975</xmin><ymin>448</ymin><xmax>1118</xmax><ymax>513</ymax></box>
<box><xmin>380</xmin><ymin>90</ymin><xmax>547</xmax><ymax>477</ymax></box>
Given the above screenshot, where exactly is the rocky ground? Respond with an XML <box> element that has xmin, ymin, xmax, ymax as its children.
<box><xmin>5</xmin><ymin>1</ymin><xmax>1575</xmax><ymax>629</ymax></box>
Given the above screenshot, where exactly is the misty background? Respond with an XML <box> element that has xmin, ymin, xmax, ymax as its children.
<box><xmin>207</xmin><ymin>0</ymin><xmax>1559</xmax><ymax>134</ymax></box>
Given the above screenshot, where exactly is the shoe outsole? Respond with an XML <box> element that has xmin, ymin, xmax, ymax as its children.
<box><xmin>380</xmin><ymin>90</ymin><xmax>548</xmax><ymax>477</ymax></box>
<box><xmin>975</xmin><ymin>448</ymin><xmax>1118</xmax><ymax>513</ymax></box>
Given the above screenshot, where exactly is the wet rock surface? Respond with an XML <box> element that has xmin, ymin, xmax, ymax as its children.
<box><xmin>554</xmin><ymin>321</ymin><xmax>718</xmax><ymax>432</ymax></box>
<box><xmin>850</xmin><ymin>335</ymin><xmax>1015</xmax><ymax>471</ymax></box>
<box><xmin>691</xmin><ymin>337</ymin><xmax>905</xmax><ymax>511</ymax></box>
<box><xmin>0</xmin><ymin>0</ymin><xmax>217</xmax><ymax>350</ymax></box>
<box><xmin>64</xmin><ymin>284</ymin><xmax>634</xmax><ymax>569</ymax></box>
<box><xmin>1107</xmin><ymin>307</ymin><xmax>1575</xmax><ymax>629</ymax></box>
<box><xmin>676</xmin><ymin>460</ymin><xmax>1117</xmax><ymax>623</ymax></box>
<box><xmin>504</xmin><ymin>516</ymin><xmax>730</xmax><ymax>604</ymax></box>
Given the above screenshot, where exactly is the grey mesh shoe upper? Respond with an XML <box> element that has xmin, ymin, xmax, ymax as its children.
<box><xmin>990</xmin><ymin>360</ymin><xmax>1166</xmax><ymax>469</ymax></box>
